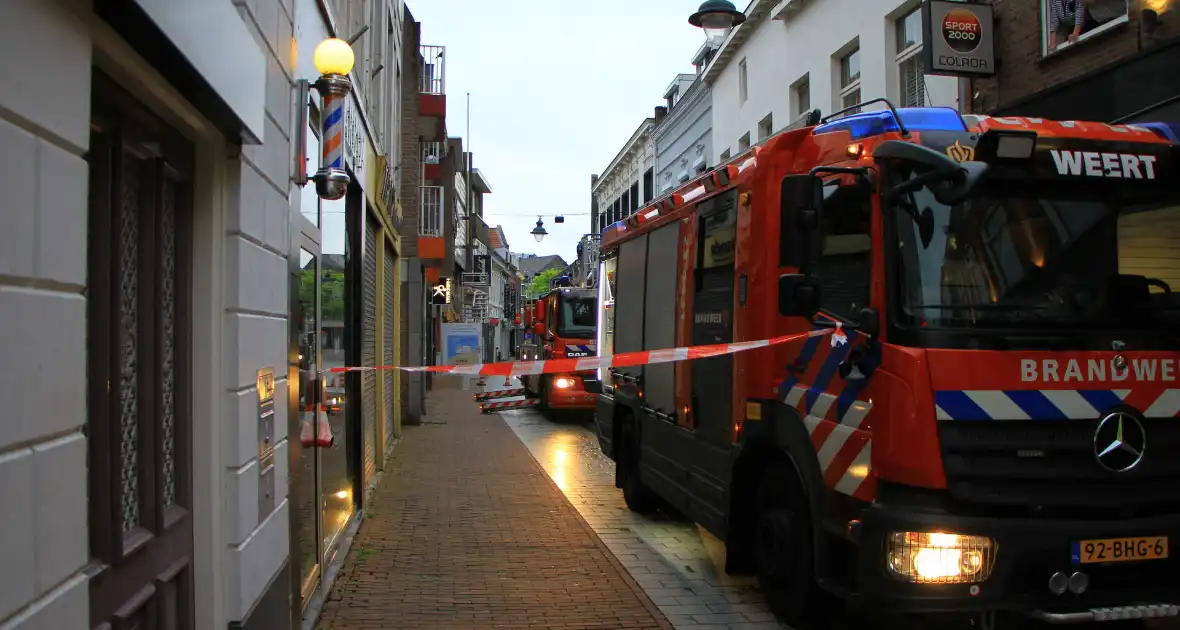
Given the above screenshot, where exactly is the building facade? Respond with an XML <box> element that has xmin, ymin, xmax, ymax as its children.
<box><xmin>397</xmin><ymin>10</ymin><xmax>447</xmax><ymax>425</ymax></box>
<box><xmin>707</xmin><ymin>0</ymin><xmax>961</xmax><ymax>164</ymax></box>
<box><xmin>292</xmin><ymin>0</ymin><xmax>406</xmax><ymax>623</ymax></box>
<box><xmin>590</xmin><ymin>116</ymin><xmax>658</xmax><ymax>234</ymax></box>
<box><xmin>0</xmin><ymin>0</ymin><xmax>414</xmax><ymax>628</ymax></box>
<box><xmin>971</xmin><ymin>0</ymin><xmax>1180</xmax><ymax>124</ymax></box>
<box><xmin>653</xmin><ymin>42</ymin><xmax>720</xmax><ymax>195</ymax></box>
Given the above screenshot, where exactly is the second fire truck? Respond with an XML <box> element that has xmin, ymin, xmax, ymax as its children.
<box><xmin>521</xmin><ymin>275</ymin><xmax>600</xmax><ymax>419</ymax></box>
<box><xmin>594</xmin><ymin>101</ymin><xmax>1180</xmax><ymax>627</ymax></box>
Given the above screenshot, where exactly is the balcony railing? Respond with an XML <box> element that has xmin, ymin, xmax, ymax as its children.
<box><xmin>422</xmin><ymin>141</ymin><xmax>444</xmax><ymax>165</ymax></box>
<box><xmin>419</xmin><ymin>186</ymin><xmax>444</xmax><ymax>237</ymax></box>
<box><xmin>420</xmin><ymin>45</ymin><xmax>445</xmax><ymax>94</ymax></box>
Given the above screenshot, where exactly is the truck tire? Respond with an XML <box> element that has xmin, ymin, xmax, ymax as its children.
<box><xmin>619</xmin><ymin>418</ymin><xmax>659</xmax><ymax>514</ymax></box>
<box><xmin>755</xmin><ymin>460</ymin><xmax>831</xmax><ymax>627</ymax></box>
<box><xmin>538</xmin><ymin>375</ymin><xmax>553</xmax><ymax>419</ymax></box>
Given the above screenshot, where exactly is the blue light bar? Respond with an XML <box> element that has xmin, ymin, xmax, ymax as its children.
<box><xmin>813</xmin><ymin>107</ymin><xmax>967</xmax><ymax>141</ymax></box>
<box><xmin>1137</xmin><ymin>122</ymin><xmax>1180</xmax><ymax>143</ymax></box>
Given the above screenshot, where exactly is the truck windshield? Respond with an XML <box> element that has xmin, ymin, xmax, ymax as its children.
<box><xmin>891</xmin><ymin>180</ymin><xmax>1180</xmax><ymax>330</ymax></box>
<box><xmin>558</xmin><ymin>295</ymin><xmax>596</xmax><ymax>338</ymax></box>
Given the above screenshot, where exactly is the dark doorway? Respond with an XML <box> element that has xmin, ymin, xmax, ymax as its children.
<box><xmin>86</xmin><ymin>70</ymin><xmax>196</xmax><ymax>629</ymax></box>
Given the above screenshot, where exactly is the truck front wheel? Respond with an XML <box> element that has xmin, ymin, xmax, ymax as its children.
<box><xmin>756</xmin><ymin>461</ymin><xmax>830</xmax><ymax>627</ymax></box>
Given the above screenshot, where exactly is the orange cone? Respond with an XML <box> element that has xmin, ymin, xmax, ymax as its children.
<box><xmin>503</xmin><ymin>375</ymin><xmax>512</xmax><ymax>386</ymax></box>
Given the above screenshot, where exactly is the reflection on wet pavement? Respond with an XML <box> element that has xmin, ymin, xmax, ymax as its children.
<box><xmin>495</xmin><ymin>385</ymin><xmax>1177</xmax><ymax>630</ymax></box>
<box><xmin>498</xmin><ymin>400</ymin><xmax>787</xmax><ymax>630</ymax></box>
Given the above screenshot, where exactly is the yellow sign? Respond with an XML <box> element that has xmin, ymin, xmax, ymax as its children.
<box><xmin>703</xmin><ymin>226</ymin><xmax>736</xmax><ymax>268</ymax></box>
<box><xmin>946</xmin><ymin>140</ymin><xmax>975</xmax><ymax>163</ymax></box>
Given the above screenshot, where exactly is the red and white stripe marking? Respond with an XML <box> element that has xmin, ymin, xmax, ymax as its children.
<box><xmin>473</xmin><ymin>387</ymin><xmax>525</xmax><ymax>401</ymax></box>
<box><xmin>328</xmin><ymin>329</ymin><xmax>831</xmax><ymax>376</ymax></box>
<box><xmin>479</xmin><ymin>398</ymin><xmax>538</xmax><ymax>413</ymax></box>
<box><xmin>783</xmin><ymin>385</ymin><xmax>875</xmax><ymax>501</ymax></box>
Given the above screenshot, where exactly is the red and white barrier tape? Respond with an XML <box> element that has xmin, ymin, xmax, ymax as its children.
<box><xmin>327</xmin><ymin>328</ymin><xmax>834</xmax><ymax>376</ymax></box>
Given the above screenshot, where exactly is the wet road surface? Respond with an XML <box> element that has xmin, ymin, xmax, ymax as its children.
<box><xmin>489</xmin><ymin>380</ymin><xmax>1179</xmax><ymax>630</ymax></box>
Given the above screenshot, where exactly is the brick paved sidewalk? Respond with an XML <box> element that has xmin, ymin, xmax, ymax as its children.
<box><xmin>314</xmin><ymin>378</ymin><xmax>672</xmax><ymax>630</ymax></box>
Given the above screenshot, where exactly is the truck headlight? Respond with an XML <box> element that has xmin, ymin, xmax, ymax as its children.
<box><xmin>554</xmin><ymin>377</ymin><xmax>574</xmax><ymax>389</ymax></box>
<box><xmin>887</xmin><ymin>532</ymin><xmax>996</xmax><ymax>584</ymax></box>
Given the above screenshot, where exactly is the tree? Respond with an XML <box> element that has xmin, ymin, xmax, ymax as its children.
<box><xmin>527</xmin><ymin>268</ymin><xmax>563</xmax><ymax>296</ymax></box>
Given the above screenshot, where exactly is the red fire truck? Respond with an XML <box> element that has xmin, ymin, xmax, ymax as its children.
<box><xmin>522</xmin><ymin>276</ymin><xmax>600</xmax><ymax>419</ymax></box>
<box><xmin>593</xmin><ymin>101</ymin><xmax>1180</xmax><ymax>627</ymax></box>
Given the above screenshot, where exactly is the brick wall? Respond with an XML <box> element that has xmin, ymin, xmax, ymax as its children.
<box><xmin>398</xmin><ymin>7</ymin><xmax>422</xmax><ymax>423</ymax></box>
<box><xmin>973</xmin><ymin>1</ymin><xmax>1180</xmax><ymax>114</ymax></box>
<box><xmin>399</xmin><ymin>13</ymin><xmax>422</xmax><ymax>257</ymax></box>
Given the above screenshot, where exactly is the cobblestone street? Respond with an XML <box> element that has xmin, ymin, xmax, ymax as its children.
<box><xmin>312</xmin><ymin>378</ymin><xmax>671</xmax><ymax>630</ymax></box>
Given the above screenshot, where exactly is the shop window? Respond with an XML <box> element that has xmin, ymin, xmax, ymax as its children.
<box><xmin>896</xmin><ymin>7</ymin><xmax>926</xmax><ymax>107</ymax></box>
<box><xmin>1042</xmin><ymin>0</ymin><xmax>1128</xmax><ymax>54</ymax></box>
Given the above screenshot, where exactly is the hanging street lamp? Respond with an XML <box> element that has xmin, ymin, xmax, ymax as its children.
<box><xmin>688</xmin><ymin>0</ymin><xmax>746</xmax><ymax>45</ymax></box>
<box><xmin>531</xmin><ymin>217</ymin><xmax>549</xmax><ymax>243</ymax></box>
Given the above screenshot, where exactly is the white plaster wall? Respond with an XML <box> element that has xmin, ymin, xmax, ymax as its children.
<box><xmin>711</xmin><ymin>0</ymin><xmax>960</xmax><ymax>163</ymax></box>
<box><xmin>0</xmin><ymin>0</ymin><xmax>92</xmax><ymax>626</ymax></box>
<box><xmin>222</xmin><ymin>0</ymin><xmax>295</xmax><ymax>621</ymax></box>
<box><xmin>654</xmin><ymin>81</ymin><xmax>713</xmax><ymax>194</ymax></box>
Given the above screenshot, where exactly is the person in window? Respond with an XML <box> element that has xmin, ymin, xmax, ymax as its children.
<box><xmin>1082</xmin><ymin>0</ymin><xmax>1124</xmax><ymax>30</ymax></box>
<box><xmin>1048</xmin><ymin>0</ymin><xmax>1086</xmax><ymax>48</ymax></box>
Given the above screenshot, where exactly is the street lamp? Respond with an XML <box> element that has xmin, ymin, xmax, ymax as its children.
<box><xmin>688</xmin><ymin>0</ymin><xmax>746</xmax><ymax>44</ymax></box>
<box><xmin>531</xmin><ymin>217</ymin><xmax>548</xmax><ymax>243</ymax></box>
<box><xmin>310</xmin><ymin>38</ymin><xmax>355</xmax><ymax>200</ymax></box>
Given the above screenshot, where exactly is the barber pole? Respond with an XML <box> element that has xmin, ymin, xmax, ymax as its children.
<box><xmin>322</xmin><ymin>93</ymin><xmax>344</xmax><ymax>170</ymax></box>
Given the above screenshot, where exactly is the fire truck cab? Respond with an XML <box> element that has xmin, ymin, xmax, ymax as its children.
<box><xmin>594</xmin><ymin>102</ymin><xmax>1180</xmax><ymax>627</ymax></box>
<box><xmin>522</xmin><ymin>277</ymin><xmax>599</xmax><ymax>419</ymax></box>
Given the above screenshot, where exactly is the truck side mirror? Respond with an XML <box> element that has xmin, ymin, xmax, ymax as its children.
<box><xmin>778</xmin><ymin>274</ymin><xmax>822</xmax><ymax>317</ymax></box>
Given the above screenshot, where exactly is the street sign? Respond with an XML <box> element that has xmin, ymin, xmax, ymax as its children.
<box><xmin>474</xmin><ymin>254</ymin><xmax>490</xmax><ymax>276</ymax></box>
<box><xmin>430</xmin><ymin>277</ymin><xmax>452</xmax><ymax>305</ymax></box>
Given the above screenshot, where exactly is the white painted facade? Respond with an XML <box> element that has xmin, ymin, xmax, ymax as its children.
<box><xmin>708</xmin><ymin>0</ymin><xmax>961</xmax><ymax>164</ymax></box>
<box><xmin>0</xmin><ymin>0</ymin><xmax>403</xmax><ymax>627</ymax></box>
<box><xmin>590</xmin><ymin>119</ymin><xmax>656</xmax><ymax>234</ymax></box>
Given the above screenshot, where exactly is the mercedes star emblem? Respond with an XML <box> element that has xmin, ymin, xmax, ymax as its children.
<box><xmin>1093</xmin><ymin>412</ymin><xmax>1147</xmax><ymax>473</ymax></box>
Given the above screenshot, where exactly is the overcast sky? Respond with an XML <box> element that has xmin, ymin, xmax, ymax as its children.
<box><xmin>407</xmin><ymin>0</ymin><xmax>710</xmax><ymax>261</ymax></box>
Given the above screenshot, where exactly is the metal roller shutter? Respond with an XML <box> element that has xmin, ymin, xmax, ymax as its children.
<box><xmin>383</xmin><ymin>243</ymin><xmax>396</xmax><ymax>452</ymax></box>
<box><xmin>362</xmin><ymin>215</ymin><xmax>378</xmax><ymax>486</ymax></box>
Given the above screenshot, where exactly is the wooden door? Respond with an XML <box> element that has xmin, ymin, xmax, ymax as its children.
<box><xmin>86</xmin><ymin>71</ymin><xmax>195</xmax><ymax>630</ymax></box>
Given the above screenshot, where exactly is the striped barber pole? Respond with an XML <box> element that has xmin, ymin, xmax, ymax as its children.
<box><xmin>480</xmin><ymin>398</ymin><xmax>538</xmax><ymax>413</ymax></box>
<box><xmin>322</xmin><ymin>93</ymin><xmax>345</xmax><ymax>169</ymax></box>
<box><xmin>473</xmin><ymin>387</ymin><xmax>525</xmax><ymax>401</ymax></box>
